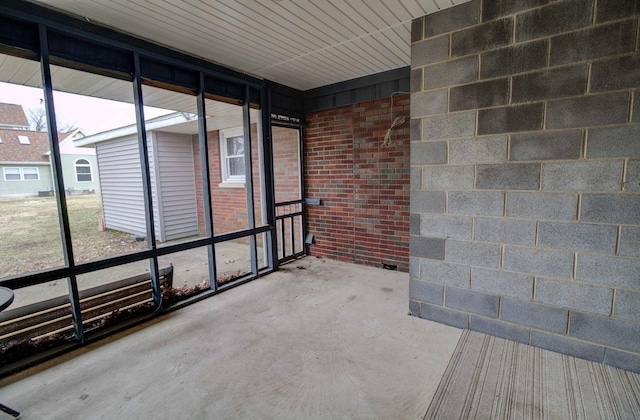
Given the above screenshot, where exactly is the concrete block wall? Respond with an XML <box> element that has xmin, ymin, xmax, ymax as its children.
<box><xmin>409</xmin><ymin>0</ymin><xmax>640</xmax><ymax>372</ymax></box>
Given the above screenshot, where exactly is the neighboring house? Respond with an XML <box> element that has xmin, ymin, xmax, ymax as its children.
<box><xmin>0</xmin><ymin>103</ymin><xmax>99</xmax><ymax>198</ymax></box>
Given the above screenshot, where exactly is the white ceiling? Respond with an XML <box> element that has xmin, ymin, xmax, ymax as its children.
<box><xmin>27</xmin><ymin>0</ymin><xmax>469</xmax><ymax>91</ymax></box>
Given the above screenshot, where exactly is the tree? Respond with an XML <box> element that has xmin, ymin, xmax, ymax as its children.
<box><xmin>26</xmin><ymin>106</ymin><xmax>77</xmax><ymax>133</ymax></box>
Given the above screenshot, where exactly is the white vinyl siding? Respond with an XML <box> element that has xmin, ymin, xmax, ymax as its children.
<box><xmin>96</xmin><ymin>136</ymin><xmax>147</xmax><ymax>237</ymax></box>
<box><xmin>96</xmin><ymin>132</ymin><xmax>199</xmax><ymax>242</ymax></box>
<box><xmin>151</xmin><ymin>132</ymin><xmax>199</xmax><ymax>242</ymax></box>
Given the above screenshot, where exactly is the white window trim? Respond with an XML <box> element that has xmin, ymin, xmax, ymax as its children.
<box><xmin>74</xmin><ymin>158</ymin><xmax>93</xmax><ymax>182</ymax></box>
<box><xmin>3</xmin><ymin>167</ymin><xmax>40</xmax><ymax>181</ymax></box>
<box><xmin>219</xmin><ymin>127</ymin><xmax>246</xmax><ymax>187</ymax></box>
<box><xmin>17</xmin><ymin>135</ymin><xmax>31</xmax><ymax>145</ymax></box>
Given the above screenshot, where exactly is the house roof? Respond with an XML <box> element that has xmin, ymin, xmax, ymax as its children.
<box><xmin>0</xmin><ymin>129</ymin><xmax>51</xmax><ymax>163</ymax></box>
<box><xmin>0</xmin><ymin>103</ymin><xmax>30</xmax><ymax>129</ymax></box>
<box><xmin>27</xmin><ymin>0</ymin><xmax>471</xmax><ymax>91</ymax></box>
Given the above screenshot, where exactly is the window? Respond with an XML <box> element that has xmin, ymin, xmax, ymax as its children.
<box><xmin>0</xmin><ymin>136</ymin><xmax>3</xmax><ymax>143</ymax></box>
<box><xmin>75</xmin><ymin>159</ymin><xmax>92</xmax><ymax>182</ymax></box>
<box><xmin>18</xmin><ymin>135</ymin><xmax>30</xmax><ymax>145</ymax></box>
<box><xmin>3</xmin><ymin>167</ymin><xmax>39</xmax><ymax>181</ymax></box>
<box><xmin>219</xmin><ymin>127</ymin><xmax>245</xmax><ymax>184</ymax></box>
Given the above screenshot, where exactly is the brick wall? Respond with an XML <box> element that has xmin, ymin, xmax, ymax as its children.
<box><xmin>305</xmin><ymin>96</ymin><xmax>411</xmax><ymax>271</ymax></box>
<box><xmin>410</xmin><ymin>0</ymin><xmax>640</xmax><ymax>372</ymax></box>
<box><xmin>193</xmin><ymin>124</ymin><xmax>262</xmax><ymax>236</ymax></box>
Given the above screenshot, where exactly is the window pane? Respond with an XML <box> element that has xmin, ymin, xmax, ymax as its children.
<box><xmin>140</xmin><ymin>84</ymin><xmax>204</xmax><ymax>247</ymax></box>
<box><xmin>227</xmin><ymin>156</ymin><xmax>245</xmax><ymax>177</ymax></box>
<box><xmin>23</xmin><ymin>167</ymin><xmax>39</xmax><ymax>180</ymax></box>
<box><xmin>4</xmin><ymin>168</ymin><xmax>20</xmax><ymax>180</ymax></box>
<box><xmin>50</xmin><ymin>64</ymin><xmax>149</xmax><ymax>264</ymax></box>
<box><xmin>227</xmin><ymin>136</ymin><xmax>244</xmax><ymax>156</ymax></box>
<box><xmin>205</xmin><ymin>98</ymin><xmax>248</xmax><ymax>235</ymax></box>
<box><xmin>0</xmin><ymin>53</ymin><xmax>65</xmax><ymax>278</ymax></box>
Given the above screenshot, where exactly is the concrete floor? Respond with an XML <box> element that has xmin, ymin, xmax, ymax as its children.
<box><xmin>0</xmin><ymin>257</ymin><xmax>462</xmax><ymax>419</ymax></box>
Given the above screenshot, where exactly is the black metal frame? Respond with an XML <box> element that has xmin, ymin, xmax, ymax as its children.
<box><xmin>0</xmin><ymin>1</ymin><xmax>305</xmax><ymax>376</ymax></box>
<box><xmin>272</xmin><ymin>123</ymin><xmax>306</xmax><ymax>264</ymax></box>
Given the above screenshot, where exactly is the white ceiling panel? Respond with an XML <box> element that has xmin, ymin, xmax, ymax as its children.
<box><xmin>27</xmin><ymin>0</ymin><xmax>471</xmax><ymax>90</ymax></box>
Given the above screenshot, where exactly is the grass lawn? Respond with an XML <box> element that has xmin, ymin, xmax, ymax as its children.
<box><xmin>0</xmin><ymin>194</ymin><xmax>146</xmax><ymax>279</ymax></box>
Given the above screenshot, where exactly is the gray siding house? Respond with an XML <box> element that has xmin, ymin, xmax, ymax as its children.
<box><xmin>77</xmin><ymin>113</ymin><xmax>199</xmax><ymax>242</ymax></box>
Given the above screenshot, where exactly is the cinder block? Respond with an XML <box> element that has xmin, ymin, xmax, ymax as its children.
<box><xmin>535</xmin><ymin>277</ymin><xmax>613</xmax><ymax>316</ymax></box>
<box><xmin>570</xmin><ymin>311</ymin><xmax>640</xmax><ymax>353</ymax></box>
<box><xmin>449</xmin><ymin>191</ymin><xmax>504</xmax><ymax>216</ymax></box>
<box><xmin>614</xmin><ymin>289</ymin><xmax>640</xmax><ymax>322</ymax></box>
<box><xmin>410</xmin><ymin>256</ymin><xmax>421</xmax><ymax>278</ymax></box>
<box><xmin>411</xmin><ymin>167</ymin><xmax>421</xmax><ymax>189</ymax></box>
<box><xmin>410</xmin><ymin>118</ymin><xmax>421</xmax><ymax>141</ymax></box>
<box><xmin>452</xmin><ymin>17</ymin><xmax>512</xmax><ymax>57</ymax></box>
<box><xmin>446</xmin><ymin>240</ymin><xmax>501</xmax><ymax>269</ymax></box>
<box><xmin>590</xmin><ymin>53</ymin><xmax>640</xmax><ymax>92</ymax></box>
<box><xmin>474</xmin><ymin>217</ymin><xmax>536</xmax><ymax>246</ymax></box>
<box><xmin>503</xmin><ymin>246</ymin><xmax>574</xmax><ymax>279</ymax></box>
<box><xmin>411</xmin><ymin>17</ymin><xmax>423</xmax><ymax>43</ymax></box>
<box><xmin>411</xmin><ymin>89</ymin><xmax>448</xmax><ymax>118</ymax></box>
<box><xmin>420</xmin><ymin>214</ymin><xmax>473</xmax><ymax>240</ymax></box>
<box><xmin>409</xmin><ymin>299</ymin><xmax>420</xmax><ymax>316</ymax></box>
<box><xmin>450</xmin><ymin>79</ymin><xmax>509</xmax><ymax>111</ymax></box>
<box><xmin>512</xmin><ymin>64</ymin><xmax>588</xmax><ymax>103</ymax></box>
<box><xmin>506</xmin><ymin>192</ymin><xmax>578</xmax><ymax>220</ymax></box>
<box><xmin>411</xmin><ymin>141</ymin><xmax>447</xmax><ymax>165</ymax></box>
<box><xmin>546</xmin><ymin>92</ymin><xmax>629</xmax><ymax>129</ymax></box>
<box><xmin>576</xmin><ymin>254</ymin><xmax>640</xmax><ymax>290</ymax></box>
<box><xmin>581</xmin><ymin>194</ymin><xmax>640</xmax><ymax>225</ymax></box>
<box><xmin>412</xmin><ymin>35</ymin><xmax>449</xmax><ymax>67</ymax></box>
<box><xmin>410</xmin><ymin>68</ymin><xmax>422</xmax><ymax>93</ymax></box>
<box><xmin>410</xmin><ymin>236</ymin><xmax>445</xmax><ymax>260</ymax></box>
<box><xmin>425</xmin><ymin>0</ymin><xmax>479</xmax><ymax>38</ymax></box>
<box><xmin>419</xmin><ymin>302</ymin><xmax>469</xmax><ymax>329</ymax></box>
<box><xmin>476</xmin><ymin>163</ymin><xmax>541</xmax><ymax>190</ymax></box>
<box><xmin>424</xmin><ymin>56</ymin><xmax>478</xmax><ymax>90</ymax></box>
<box><xmin>515</xmin><ymin>0</ymin><xmax>594</xmax><ymax>42</ymax></box>
<box><xmin>604</xmin><ymin>348</ymin><xmax>640</xmax><ymax>374</ymax></box>
<box><xmin>478</xmin><ymin>103</ymin><xmax>544</xmax><ymax>135</ymax></box>
<box><xmin>538</xmin><ymin>221</ymin><xmax>618</xmax><ymax>254</ymax></box>
<box><xmin>501</xmin><ymin>297</ymin><xmax>568</xmax><ymax>334</ymax></box>
<box><xmin>627</xmin><ymin>160</ymin><xmax>640</xmax><ymax>191</ymax></box>
<box><xmin>446</xmin><ymin>286</ymin><xmax>499</xmax><ymax>317</ymax></box>
<box><xmin>587</xmin><ymin>125</ymin><xmax>640</xmax><ymax>158</ymax></box>
<box><xmin>550</xmin><ymin>20</ymin><xmax>636</xmax><ymax>66</ymax></box>
<box><xmin>596</xmin><ymin>0</ymin><xmax>640</xmax><ymax>23</ymax></box>
<box><xmin>482</xmin><ymin>0</ymin><xmax>550</xmax><ymax>21</ymax></box>
<box><xmin>480</xmin><ymin>39</ymin><xmax>548</xmax><ymax>79</ymax></box>
<box><xmin>530</xmin><ymin>330</ymin><xmax>605</xmax><ymax>363</ymax></box>
<box><xmin>542</xmin><ymin>161</ymin><xmax>624</xmax><ymax>191</ymax></box>
<box><xmin>471</xmin><ymin>267</ymin><xmax>533</xmax><ymax>299</ymax></box>
<box><xmin>410</xmin><ymin>279</ymin><xmax>444</xmax><ymax>305</ymax></box>
<box><xmin>509</xmin><ymin>130</ymin><xmax>583</xmax><ymax>161</ymax></box>
<box><xmin>420</xmin><ymin>259</ymin><xmax>471</xmax><ymax>288</ymax></box>
<box><xmin>410</xmin><ymin>214</ymin><xmax>420</xmax><ymax>235</ymax></box>
<box><xmin>410</xmin><ymin>190</ymin><xmax>445</xmax><ymax>213</ymax></box>
<box><xmin>619</xmin><ymin>226</ymin><xmax>640</xmax><ymax>257</ymax></box>
<box><xmin>422</xmin><ymin>112</ymin><xmax>476</xmax><ymax>140</ymax></box>
<box><xmin>469</xmin><ymin>316</ymin><xmax>530</xmax><ymax>344</ymax></box>
<box><xmin>423</xmin><ymin>165</ymin><xmax>475</xmax><ymax>190</ymax></box>
<box><xmin>449</xmin><ymin>136</ymin><xmax>506</xmax><ymax>164</ymax></box>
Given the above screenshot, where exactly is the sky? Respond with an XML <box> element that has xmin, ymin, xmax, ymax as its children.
<box><xmin>0</xmin><ymin>81</ymin><xmax>170</xmax><ymax>136</ymax></box>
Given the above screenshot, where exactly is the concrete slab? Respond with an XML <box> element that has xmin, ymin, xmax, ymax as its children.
<box><xmin>0</xmin><ymin>257</ymin><xmax>462</xmax><ymax>419</ymax></box>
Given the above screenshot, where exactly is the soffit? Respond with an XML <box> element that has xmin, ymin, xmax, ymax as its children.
<box><xmin>26</xmin><ymin>0</ymin><xmax>470</xmax><ymax>91</ymax></box>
